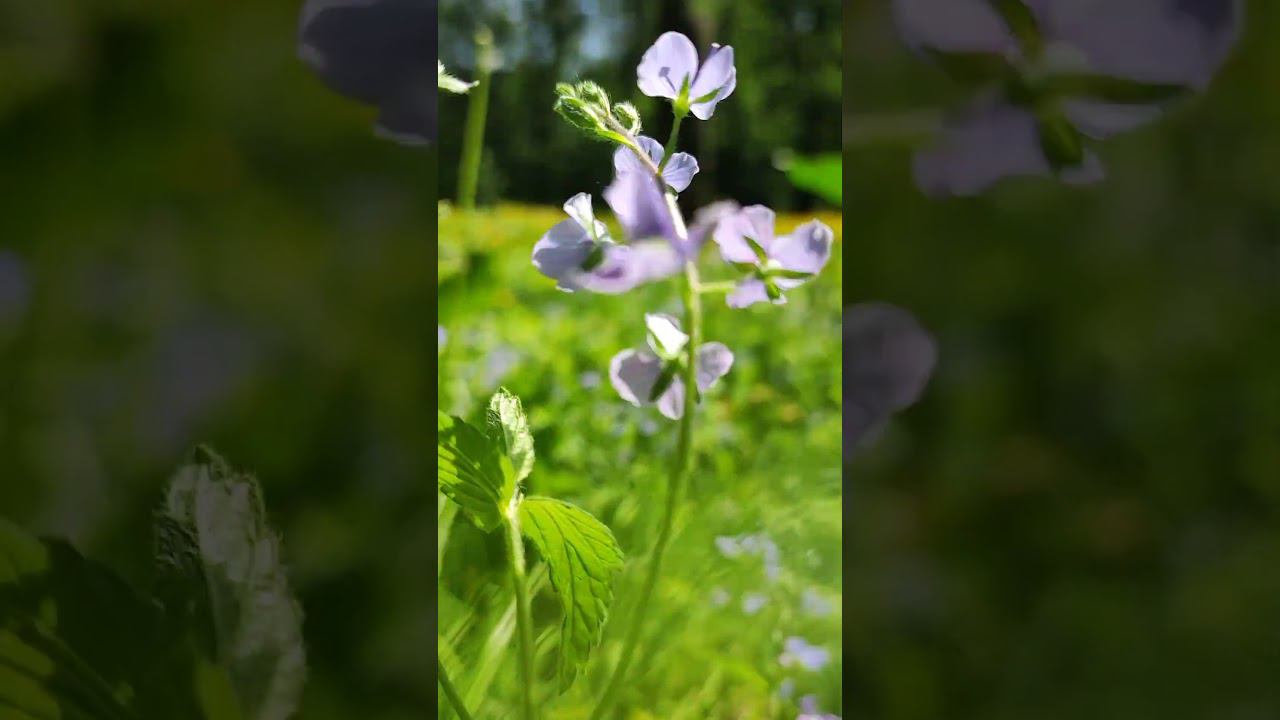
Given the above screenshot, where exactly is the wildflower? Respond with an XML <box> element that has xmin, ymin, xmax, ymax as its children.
<box><xmin>742</xmin><ymin>592</ymin><xmax>768</xmax><ymax>615</ymax></box>
<box><xmin>895</xmin><ymin>0</ymin><xmax>1241</xmax><ymax>195</ymax></box>
<box><xmin>709</xmin><ymin>587</ymin><xmax>731</xmax><ymax>607</ymax></box>
<box><xmin>779</xmin><ymin>637</ymin><xmax>830</xmax><ymax>672</ymax></box>
<box><xmin>602</xmin><ymin>171</ymin><xmax>691</xmax><ymax>264</ymax></box>
<box><xmin>713</xmin><ymin>207</ymin><xmax>833</xmax><ymax>308</ymax></box>
<box><xmin>801</xmin><ymin>588</ymin><xmax>834</xmax><ymax>617</ymax></box>
<box><xmin>778</xmin><ymin>678</ymin><xmax>796</xmax><ymax>700</ymax></box>
<box><xmin>532</xmin><ymin>193</ymin><xmax>646</xmax><ymax>294</ymax></box>
<box><xmin>798</xmin><ymin>694</ymin><xmax>841</xmax><ymax>720</ymax></box>
<box><xmin>609</xmin><ymin>313</ymin><xmax>733</xmax><ymax>420</ymax></box>
<box><xmin>613</xmin><ymin>135</ymin><xmax>700</xmax><ymax>193</ymax></box>
<box><xmin>438</xmin><ymin>325</ymin><xmax>447</xmax><ymax>349</ymax></box>
<box><xmin>298</xmin><ymin>0</ymin><xmax>435</xmax><ymax>145</ymax></box>
<box><xmin>579</xmin><ymin>371</ymin><xmax>602</xmax><ymax>389</ymax></box>
<box><xmin>637</xmin><ymin>32</ymin><xmax>737</xmax><ymax>119</ymax></box>
<box><xmin>844</xmin><ymin>303</ymin><xmax>937</xmax><ymax>458</ymax></box>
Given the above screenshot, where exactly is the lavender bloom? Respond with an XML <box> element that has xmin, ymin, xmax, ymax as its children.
<box><xmin>532</xmin><ymin>193</ymin><xmax>643</xmax><ymax>294</ymax></box>
<box><xmin>637</xmin><ymin>31</ymin><xmax>737</xmax><ymax>120</ymax></box>
<box><xmin>844</xmin><ymin>304</ymin><xmax>937</xmax><ymax>459</ymax></box>
<box><xmin>779</xmin><ymin>636</ymin><xmax>831</xmax><ymax>672</ymax></box>
<box><xmin>779</xmin><ymin>678</ymin><xmax>797</xmax><ymax>700</ymax></box>
<box><xmin>742</xmin><ymin>592</ymin><xmax>768</xmax><ymax>615</ymax></box>
<box><xmin>614</xmin><ymin>136</ymin><xmax>700</xmax><ymax>193</ymax></box>
<box><xmin>895</xmin><ymin>0</ymin><xmax>1241</xmax><ymax>195</ymax></box>
<box><xmin>713</xmin><ymin>206</ymin><xmax>833</xmax><ymax>308</ymax></box>
<box><xmin>802</xmin><ymin>588</ymin><xmax>835</xmax><ymax>617</ymax></box>
<box><xmin>609</xmin><ymin>313</ymin><xmax>733</xmax><ymax>420</ymax></box>
<box><xmin>709</xmin><ymin>587</ymin><xmax>731</xmax><ymax>607</ymax></box>
<box><xmin>798</xmin><ymin>694</ymin><xmax>841</xmax><ymax>720</ymax></box>
<box><xmin>298</xmin><ymin>0</ymin><xmax>435</xmax><ymax>145</ymax></box>
<box><xmin>603</xmin><ymin>171</ymin><xmax>692</xmax><ymax>271</ymax></box>
<box><xmin>438</xmin><ymin>325</ymin><xmax>447</xmax><ymax>350</ymax></box>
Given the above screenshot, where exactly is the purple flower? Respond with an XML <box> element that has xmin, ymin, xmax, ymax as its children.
<box><xmin>742</xmin><ymin>592</ymin><xmax>768</xmax><ymax>615</ymax></box>
<box><xmin>637</xmin><ymin>32</ymin><xmax>737</xmax><ymax>120</ymax></box>
<box><xmin>613</xmin><ymin>136</ymin><xmax>700</xmax><ymax>193</ymax></box>
<box><xmin>532</xmin><ymin>193</ymin><xmax>644</xmax><ymax>294</ymax></box>
<box><xmin>802</xmin><ymin>588</ymin><xmax>834</xmax><ymax>617</ymax></box>
<box><xmin>603</xmin><ymin>171</ymin><xmax>693</xmax><ymax>270</ymax></box>
<box><xmin>713</xmin><ymin>206</ymin><xmax>833</xmax><ymax>308</ymax></box>
<box><xmin>844</xmin><ymin>303</ymin><xmax>937</xmax><ymax>459</ymax></box>
<box><xmin>298</xmin><ymin>0</ymin><xmax>435</xmax><ymax>145</ymax></box>
<box><xmin>895</xmin><ymin>0</ymin><xmax>1241</xmax><ymax>195</ymax></box>
<box><xmin>779</xmin><ymin>637</ymin><xmax>831</xmax><ymax>672</ymax></box>
<box><xmin>798</xmin><ymin>694</ymin><xmax>841</xmax><ymax>720</ymax></box>
<box><xmin>609</xmin><ymin>313</ymin><xmax>733</xmax><ymax>420</ymax></box>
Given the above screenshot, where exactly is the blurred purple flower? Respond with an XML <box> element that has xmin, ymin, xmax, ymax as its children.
<box><xmin>709</xmin><ymin>587</ymin><xmax>731</xmax><ymax>607</ymax></box>
<box><xmin>298</xmin><ymin>0</ymin><xmax>435</xmax><ymax>145</ymax></box>
<box><xmin>742</xmin><ymin>592</ymin><xmax>768</xmax><ymax>615</ymax></box>
<box><xmin>844</xmin><ymin>303</ymin><xmax>937</xmax><ymax>459</ymax></box>
<box><xmin>614</xmin><ymin>136</ymin><xmax>700</xmax><ymax>193</ymax></box>
<box><xmin>716</xmin><ymin>532</ymin><xmax>783</xmax><ymax>581</ymax></box>
<box><xmin>637</xmin><ymin>32</ymin><xmax>737</xmax><ymax>120</ymax></box>
<box><xmin>802</xmin><ymin>588</ymin><xmax>835</xmax><ymax>617</ymax></box>
<box><xmin>895</xmin><ymin>0</ymin><xmax>1242</xmax><ymax>195</ymax></box>
<box><xmin>438</xmin><ymin>324</ymin><xmax>447</xmax><ymax>349</ymax></box>
<box><xmin>779</xmin><ymin>637</ymin><xmax>831</xmax><ymax>672</ymax></box>
<box><xmin>713</xmin><ymin>206</ymin><xmax>833</xmax><ymax>308</ymax></box>
<box><xmin>0</xmin><ymin>250</ymin><xmax>31</xmax><ymax>329</ymax></box>
<box><xmin>798</xmin><ymin>694</ymin><xmax>841</xmax><ymax>720</ymax></box>
<box><xmin>603</xmin><ymin>171</ymin><xmax>694</xmax><ymax>266</ymax></box>
<box><xmin>609</xmin><ymin>313</ymin><xmax>733</xmax><ymax>420</ymax></box>
<box><xmin>779</xmin><ymin>678</ymin><xmax>797</xmax><ymax>700</ymax></box>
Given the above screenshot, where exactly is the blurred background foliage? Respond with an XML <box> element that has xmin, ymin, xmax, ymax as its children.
<box><xmin>0</xmin><ymin>1</ymin><xmax>433</xmax><ymax>718</ymax></box>
<box><xmin>438</xmin><ymin>0</ymin><xmax>843</xmax><ymax>718</ymax></box>
<box><xmin>847</xmin><ymin>2</ymin><xmax>1280</xmax><ymax>719</ymax></box>
<box><xmin>437</xmin><ymin>0</ymin><xmax>842</xmax><ymax>211</ymax></box>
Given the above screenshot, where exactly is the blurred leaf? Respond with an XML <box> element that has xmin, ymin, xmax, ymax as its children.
<box><xmin>487</xmin><ymin>387</ymin><xmax>535</xmax><ymax>488</ymax></box>
<box><xmin>439</xmin><ymin>61</ymin><xmax>477</xmax><ymax>94</ymax></box>
<box><xmin>776</xmin><ymin>153</ymin><xmax>842</xmax><ymax>207</ymax></box>
<box><xmin>518</xmin><ymin>497</ymin><xmax>624</xmax><ymax>693</ymax></box>
<box><xmin>438</xmin><ymin>411</ymin><xmax>508</xmax><ymax>532</ymax></box>
<box><xmin>159</xmin><ymin>446</ymin><xmax>306</xmax><ymax>720</ymax></box>
<box><xmin>0</xmin><ymin>516</ymin><xmax>211</xmax><ymax>718</ymax></box>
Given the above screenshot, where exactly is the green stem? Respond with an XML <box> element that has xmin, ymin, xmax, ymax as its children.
<box><xmin>438</xmin><ymin>657</ymin><xmax>476</xmax><ymax>720</ymax></box>
<box><xmin>591</xmin><ymin>258</ymin><xmax>702</xmax><ymax>720</ymax></box>
<box><xmin>505</xmin><ymin>496</ymin><xmax>538</xmax><ymax>720</ymax></box>
<box><xmin>657</xmin><ymin>110</ymin><xmax>687</xmax><ymax>172</ymax></box>
<box><xmin>694</xmin><ymin>280</ymin><xmax>737</xmax><ymax>294</ymax></box>
<box><xmin>458</xmin><ymin>29</ymin><xmax>494</xmax><ymax>210</ymax></box>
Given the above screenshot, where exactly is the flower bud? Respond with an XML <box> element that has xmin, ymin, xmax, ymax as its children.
<box><xmin>555</xmin><ymin>96</ymin><xmax>605</xmax><ymax>137</ymax></box>
<box><xmin>613</xmin><ymin>102</ymin><xmax>642</xmax><ymax>134</ymax></box>
<box><xmin>575</xmin><ymin>81</ymin><xmax>611</xmax><ymax>112</ymax></box>
<box><xmin>554</xmin><ymin>82</ymin><xmax>577</xmax><ymax>99</ymax></box>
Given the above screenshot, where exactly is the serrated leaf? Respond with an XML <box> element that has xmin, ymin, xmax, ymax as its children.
<box><xmin>438</xmin><ymin>411</ymin><xmax>507</xmax><ymax>531</ymax></box>
<box><xmin>0</xmin><ymin>516</ymin><xmax>211</xmax><ymax>719</ymax></box>
<box><xmin>487</xmin><ymin>388</ymin><xmax>535</xmax><ymax>487</ymax></box>
<box><xmin>517</xmin><ymin>497</ymin><xmax>624</xmax><ymax>692</ymax></box>
<box><xmin>159</xmin><ymin>446</ymin><xmax>306</xmax><ymax>720</ymax></box>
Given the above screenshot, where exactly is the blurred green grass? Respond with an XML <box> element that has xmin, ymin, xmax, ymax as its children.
<box><xmin>438</xmin><ymin>204</ymin><xmax>844</xmax><ymax>719</ymax></box>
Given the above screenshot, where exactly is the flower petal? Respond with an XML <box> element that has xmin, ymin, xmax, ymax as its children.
<box><xmin>912</xmin><ymin>97</ymin><xmax>1104</xmax><ymax>196</ymax></box>
<box><xmin>532</xmin><ymin>219</ymin><xmax>593</xmax><ymax>284</ymax></box>
<box><xmin>891</xmin><ymin>0</ymin><xmax>1020</xmax><ymax>55</ymax></box>
<box><xmin>628</xmin><ymin>239</ymin><xmax>684</xmax><ymax>283</ymax></box>
<box><xmin>645</xmin><ymin>313</ymin><xmax>689</xmax><ymax>357</ymax></box>
<box><xmin>771</xmin><ymin>220</ymin><xmax>833</xmax><ymax>276</ymax></box>
<box><xmin>662</xmin><ymin>152</ymin><xmax>700</xmax><ymax>193</ymax></box>
<box><xmin>689</xmin><ymin>44</ymin><xmax>736</xmax><ymax>120</ymax></box>
<box><xmin>726</xmin><ymin>279</ymin><xmax>779</xmax><ymax>309</ymax></box>
<box><xmin>613</xmin><ymin>136</ymin><xmax>664</xmax><ymax>177</ymax></box>
<box><xmin>687</xmin><ymin>200</ymin><xmax>741</xmax><ymax>252</ymax></box>
<box><xmin>695</xmin><ymin>342</ymin><xmax>734</xmax><ymax>392</ymax></box>
<box><xmin>655</xmin><ymin>378</ymin><xmax>687</xmax><ymax>420</ymax></box>
<box><xmin>578</xmin><ymin>244</ymin><xmax>642</xmax><ymax>295</ymax></box>
<box><xmin>637</xmin><ymin>31</ymin><xmax>699</xmax><ymax>100</ymax></box>
<box><xmin>604</xmin><ymin>171</ymin><xmax>679</xmax><ymax>247</ymax></box>
<box><xmin>609</xmin><ymin>348</ymin><xmax>663</xmax><ymax>407</ymax></box>
<box><xmin>1028</xmin><ymin>0</ymin><xmax>1241</xmax><ymax>88</ymax></box>
<box><xmin>714</xmin><ymin>205</ymin><xmax>777</xmax><ymax>264</ymax></box>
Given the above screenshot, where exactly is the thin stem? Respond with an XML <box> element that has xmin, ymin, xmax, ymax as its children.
<box><xmin>458</xmin><ymin>28</ymin><xmax>494</xmax><ymax>210</ymax></box>
<box><xmin>506</xmin><ymin>496</ymin><xmax>538</xmax><ymax>720</ymax></box>
<box><xmin>438</xmin><ymin>658</ymin><xmax>476</xmax><ymax>720</ymax></box>
<box><xmin>694</xmin><ymin>280</ymin><xmax>737</xmax><ymax>294</ymax></box>
<box><xmin>591</xmin><ymin>187</ymin><xmax>701</xmax><ymax>720</ymax></box>
<box><xmin>657</xmin><ymin>110</ymin><xmax>686</xmax><ymax>172</ymax></box>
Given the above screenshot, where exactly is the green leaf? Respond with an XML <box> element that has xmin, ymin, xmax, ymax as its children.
<box><xmin>0</xmin><ymin>516</ymin><xmax>211</xmax><ymax>719</ymax></box>
<box><xmin>1042</xmin><ymin>73</ymin><xmax>1190</xmax><ymax>105</ymax></box>
<box><xmin>159</xmin><ymin>446</ymin><xmax>306</xmax><ymax>720</ymax></box>
<box><xmin>776</xmin><ymin>152</ymin><xmax>842</xmax><ymax>207</ymax></box>
<box><xmin>743</xmin><ymin>236</ymin><xmax>770</xmax><ymax>265</ymax></box>
<box><xmin>648</xmin><ymin>361</ymin><xmax>679</xmax><ymax>403</ymax></box>
<box><xmin>487</xmin><ymin>388</ymin><xmax>535</xmax><ymax>487</ymax></box>
<box><xmin>517</xmin><ymin>497</ymin><xmax>624</xmax><ymax>693</ymax></box>
<box><xmin>438</xmin><ymin>411</ymin><xmax>507</xmax><ymax>531</ymax></box>
<box><xmin>1035</xmin><ymin>110</ymin><xmax>1086</xmax><ymax>171</ymax></box>
<box><xmin>988</xmin><ymin>0</ymin><xmax>1042</xmax><ymax>53</ymax></box>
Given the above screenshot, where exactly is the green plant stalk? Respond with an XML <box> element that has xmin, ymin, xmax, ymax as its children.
<box><xmin>457</xmin><ymin>33</ymin><xmax>494</xmax><ymax>210</ymax></box>
<box><xmin>591</xmin><ymin>133</ymin><xmax>700</xmax><ymax>717</ymax></box>
<box><xmin>657</xmin><ymin>109</ymin><xmax>687</xmax><ymax>172</ymax></box>
<box><xmin>505</xmin><ymin>496</ymin><xmax>538</xmax><ymax>720</ymax></box>
<box><xmin>438</xmin><ymin>658</ymin><xmax>475</xmax><ymax>720</ymax></box>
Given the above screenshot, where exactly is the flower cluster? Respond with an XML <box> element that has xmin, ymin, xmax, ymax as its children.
<box><xmin>894</xmin><ymin>0</ymin><xmax>1241</xmax><ymax>195</ymax></box>
<box><xmin>534</xmin><ymin>32</ymin><xmax>835</xmax><ymax>420</ymax></box>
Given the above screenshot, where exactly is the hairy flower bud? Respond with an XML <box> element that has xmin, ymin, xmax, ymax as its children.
<box><xmin>555</xmin><ymin>96</ymin><xmax>606</xmax><ymax>137</ymax></box>
<box><xmin>575</xmin><ymin>81</ymin><xmax>611</xmax><ymax>112</ymax></box>
<box><xmin>613</xmin><ymin>102</ymin><xmax>642</xmax><ymax>134</ymax></box>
